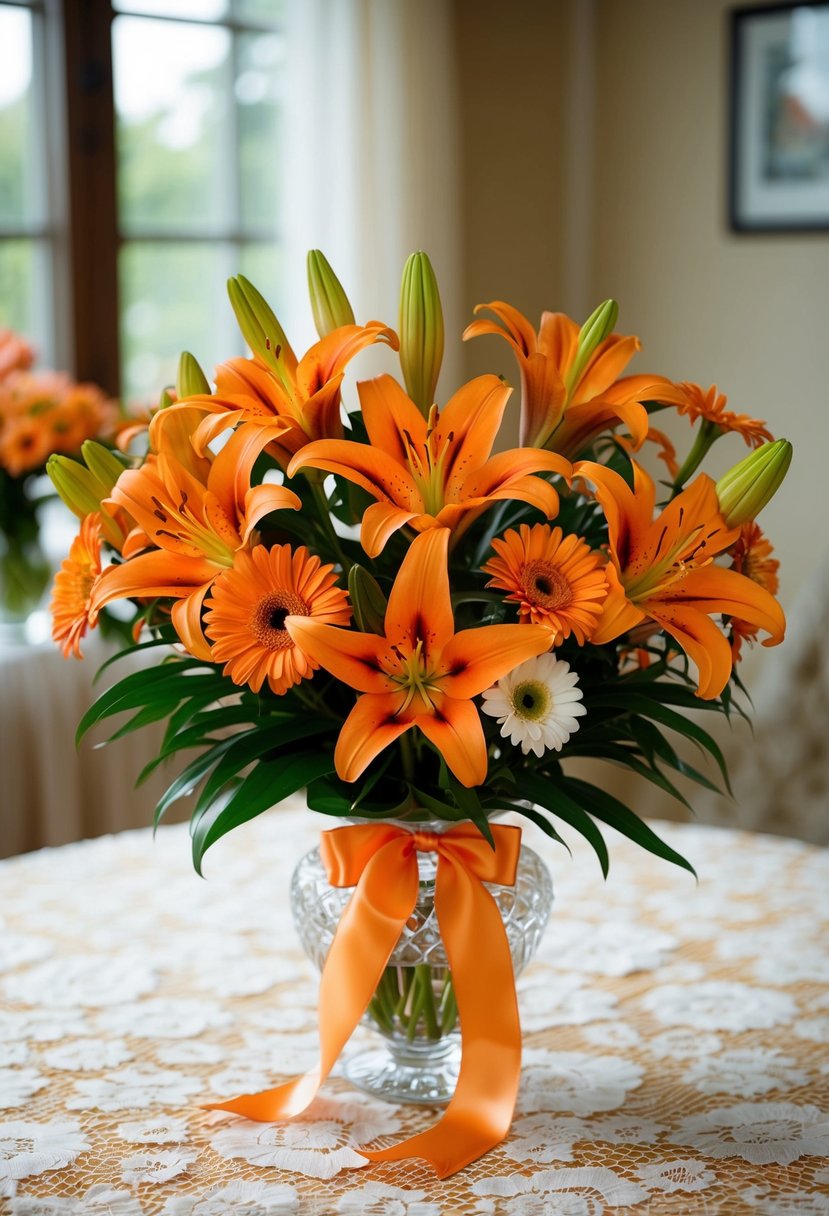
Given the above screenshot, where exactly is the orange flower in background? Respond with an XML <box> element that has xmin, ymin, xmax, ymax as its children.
<box><xmin>286</xmin><ymin>528</ymin><xmax>553</xmax><ymax>786</ymax></box>
<box><xmin>673</xmin><ymin>382</ymin><xmax>773</xmax><ymax>447</ymax></box>
<box><xmin>0</xmin><ymin>329</ymin><xmax>34</xmax><ymax>380</ymax></box>
<box><xmin>576</xmin><ymin>460</ymin><xmax>785</xmax><ymax>698</ymax></box>
<box><xmin>0</xmin><ymin>413</ymin><xmax>52</xmax><ymax>476</ymax></box>
<box><xmin>483</xmin><ymin>524</ymin><xmax>609</xmax><ymax>645</ymax></box>
<box><xmin>728</xmin><ymin>522</ymin><xmax>780</xmax><ymax>660</ymax></box>
<box><xmin>205</xmin><ymin>544</ymin><xmax>352</xmax><ymax>695</ymax></box>
<box><xmin>289</xmin><ymin>374</ymin><xmax>572</xmax><ymax>557</ymax></box>
<box><xmin>89</xmin><ymin>422</ymin><xmax>301</xmax><ymax>659</ymax></box>
<box><xmin>463</xmin><ymin>301</ymin><xmax>685</xmax><ymax>457</ymax></box>
<box><xmin>51</xmin><ymin>513</ymin><xmax>103</xmax><ymax>659</ymax></box>
<box><xmin>0</xmin><ymin>370</ymin><xmax>117</xmax><ymax>475</ymax></box>
<box><xmin>164</xmin><ymin>321</ymin><xmax>399</xmax><ymax>468</ymax></box>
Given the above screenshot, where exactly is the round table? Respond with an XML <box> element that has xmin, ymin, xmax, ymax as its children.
<box><xmin>1</xmin><ymin>801</ymin><xmax>828</xmax><ymax>1215</ymax></box>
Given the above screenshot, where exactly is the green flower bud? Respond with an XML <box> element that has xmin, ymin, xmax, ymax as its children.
<box><xmin>227</xmin><ymin>275</ymin><xmax>295</xmax><ymax>387</ymax></box>
<box><xmin>565</xmin><ymin>299</ymin><xmax>619</xmax><ymax>397</ymax></box>
<box><xmin>176</xmin><ymin>351</ymin><xmax>211</xmax><ymax>399</ymax></box>
<box><xmin>348</xmin><ymin>564</ymin><xmax>387</xmax><ymax>635</ymax></box>
<box><xmin>80</xmin><ymin>441</ymin><xmax>127</xmax><ymax>495</ymax></box>
<box><xmin>716</xmin><ymin>438</ymin><xmax>792</xmax><ymax>527</ymax></box>
<box><xmin>47</xmin><ymin>454</ymin><xmax>107</xmax><ymax>520</ymax></box>
<box><xmin>158</xmin><ymin>386</ymin><xmax>176</xmax><ymax>410</ymax></box>
<box><xmin>399</xmin><ymin>251</ymin><xmax>444</xmax><ymax>416</ymax></box>
<box><xmin>307</xmin><ymin>250</ymin><xmax>355</xmax><ymax>338</ymax></box>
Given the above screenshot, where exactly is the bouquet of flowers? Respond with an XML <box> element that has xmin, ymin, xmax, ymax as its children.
<box><xmin>0</xmin><ymin>329</ymin><xmax>117</xmax><ymax>622</ymax></box>
<box><xmin>48</xmin><ymin>252</ymin><xmax>790</xmax><ymax>1174</ymax></box>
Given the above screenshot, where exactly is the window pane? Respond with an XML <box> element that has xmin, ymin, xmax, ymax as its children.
<box><xmin>119</xmin><ymin>241</ymin><xmax>239</xmax><ymax>403</ymax></box>
<box><xmin>239</xmin><ymin>241</ymin><xmax>283</xmax><ymax>316</ymax></box>
<box><xmin>113</xmin><ymin>17</ymin><xmax>232</xmax><ymax>235</ymax></box>
<box><xmin>114</xmin><ymin>1</ymin><xmax>228</xmax><ymax>20</ymax></box>
<box><xmin>237</xmin><ymin>31</ymin><xmax>284</xmax><ymax>231</ymax></box>
<box><xmin>0</xmin><ymin>6</ymin><xmax>38</xmax><ymax>228</ymax></box>
<box><xmin>231</xmin><ymin>0</ymin><xmax>284</xmax><ymax>26</ymax></box>
<box><xmin>0</xmin><ymin>238</ymin><xmax>51</xmax><ymax>359</ymax></box>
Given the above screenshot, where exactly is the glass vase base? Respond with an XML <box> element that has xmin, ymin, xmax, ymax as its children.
<box><xmin>343</xmin><ymin>1039</ymin><xmax>461</xmax><ymax>1106</ymax></box>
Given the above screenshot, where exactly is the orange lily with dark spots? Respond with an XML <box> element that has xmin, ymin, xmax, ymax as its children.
<box><xmin>159</xmin><ymin>322</ymin><xmax>398</xmax><ymax>469</ymax></box>
<box><xmin>89</xmin><ymin>422</ymin><xmax>300</xmax><ymax>659</ymax></box>
<box><xmin>576</xmin><ymin>460</ymin><xmax>785</xmax><ymax>699</ymax></box>
<box><xmin>288</xmin><ymin>373</ymin><xmax>572</xmax><ymax>557</ymax></box>
<box><xmin>286</xmin><ymin>528</ymin><xmax>553</xmax><ymax>786</ymax></box>
<box><xmin>463</xmin><ymin>301</ymin><xmax>685</xmax><ymax>457</ymax></box>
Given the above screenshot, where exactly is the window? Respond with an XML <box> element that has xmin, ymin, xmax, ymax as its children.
<box><xmin>112</xmin><ymin>0</ymin><xmax>285</xmax><ymax>402</ymax></box>
<box><xmin>0</xmin><ymin>0</ymin><xmax>68</xmax><ymax>368</ymax></box>
<box><xmin>0</xmin><ymin>0</ymin><xmax>284</xmax><ymax>400</ymax></box>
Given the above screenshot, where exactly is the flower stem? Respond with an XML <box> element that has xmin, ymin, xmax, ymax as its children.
<box><xmin>671</xmin><ymin>419</ymin><xmax>721</xmax><ymax>495</ymax></box>
<box><xmin>308</xmin><ymin>477</ymin><xmax>353</xmax><ymax>572</ymax></box>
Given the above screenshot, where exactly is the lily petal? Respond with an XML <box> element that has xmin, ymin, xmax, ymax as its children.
<box><xmin>171</xmin><ymin>584</ymin><xmax>214</xmax><ymax>660</ymax></box>
<box><xmin>357</xmin><ymin>374</ymin><xmax>427</xmax><ymax>463</ymax></box>
<box><xmin>335</xmin><ymin>691</ymin><xmax>410</xmax><ymax>782</ymax></box>
<box><xmin>416</xmin><ymin>695</ymin><xmax>488</xmax><ymax>787</ymax></box>
<box><xmin>440</xmin><ymin>622</ymin><xmax>553</xmax><ymax>697</ymax></box>
<box><xmin>284</xmin><ymin>616</ymin><xmax>396</xmax><ymax>693</ymax></box>
<box><xmin>384</xmin><ymin>528</ymin><xmax>454</xmax><ymax>660</ymax></box>
<box><xmin>89</xmin><ymin>552</ymin><xmax>220</xmax><ymax>616</ymax></box>
<box><xmin>646</xmin><ymin>602</ymin><xmax>733</xmax><ymax>700</ymax></box>
<box><xmin>360</xmin><ymin>501</ymin><xmax>419</xmax><ymax>558</ymax></box>
<box><xmin>287</xmin><ymin>439</ymin><xmax>420</xmax><ymax>510</ymax></box>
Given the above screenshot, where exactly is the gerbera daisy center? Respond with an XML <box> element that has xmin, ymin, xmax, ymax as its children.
<box><xmin>510</xmin><ymin>679</ymin><xmax>550</xmax><ymax>722</ymax></box>
<box><xmin>522</xmin><ymin>561</ymin><xmax>572</xmax><ymax>610</ymax></box>
<box><xmin>253</xmin><ymin>590</ymin><xmax>309</xmax><ymax>650</ymax></box>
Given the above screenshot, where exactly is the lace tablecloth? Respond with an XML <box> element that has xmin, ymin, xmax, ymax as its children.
<box><xmin>1</xmin><ymin>801</ymin><xmax>828</xmax><ymax>1215</ymax></box>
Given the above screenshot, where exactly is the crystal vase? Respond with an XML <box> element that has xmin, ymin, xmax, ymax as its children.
<box><xmin>290</xmin><ymin>824</ymin><xmax>553</xmax><ymax>1105</ymax></box>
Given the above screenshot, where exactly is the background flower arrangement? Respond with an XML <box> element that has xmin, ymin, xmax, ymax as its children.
<box><xmin>48</xmin><ymin>250</ymin><xmax>789</xmax><ymax>883</ymax></box>
<box><xmin>0</xmin><ymin>329</ymin><xmax>118</xmax><ymax>622</ymax></box>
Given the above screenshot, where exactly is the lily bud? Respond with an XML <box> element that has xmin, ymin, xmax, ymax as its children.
<box><xmin>348</xmin><ymin>564</ymin><xmax>387</xmax><ymax>635</ymax></box>
<box><xmin>47</xmin><ymin>454</ymin><xmax>104</xmax><ymax>520</ymax></box>
<box><xmin>80</xmin><ymin>441</ymin><xmax>127</xmax><ymax>495</ymax></box>
<box><xmin>716</xmin><ymin>438</ymin><xmax>792</xmax><ymax>527</ymax></box>
<box><xmin>565</xmin><ymin>299</ymin><xmax>619</xmax><ymax>397</ymax></box>
<box><xmin>227</xmin><ymin>275</ymin><xmax>295</xmax><ymax>383</ymax></box>
<box><xmin>176</xmin><ymin>351</ymin><xmax>210</xmax><ymax>399</ymax></box>
<box><xmin>399</xmin><ymin>251</ymin><xmax>444</xmax><ymax>416</ymax></box>
<box><xmin>307</xmin><ymin>250</ymin><xmax>355</xmax><ymax>338</ymax></box>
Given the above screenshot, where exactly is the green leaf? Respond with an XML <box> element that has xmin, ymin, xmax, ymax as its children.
<box><xmin>517</xmin><ymin>773</ymin><xmax>609</xmax><ymax>877</ymax></box>
<box><xmin>192</xmin><ymin>752</ymin><xmax>336</xmax><ymax>874</ymax></box>
<box><xmin>493</xmin><ymin>798</ymin><xmax>571</xmax><ymax>853</ymax></box>
<box><xmin>410</xmin><ymin>787</ymin><xmax>467</xmax><ymax>822</ymax></box>
<box><xmin>563</xmin><ymin>777</ymin><xmax>696</xmax><ymax>878</ymax></box>
<box><xmin>191</xmin><ymin>717</ymin><xmax>333</xmax><ymax>823</ymax></box>
<box><xmin>76</xmin><ymin>667</ymin><xmax>225</xmax><ymax>747</ymax></box>
<box><xmin>444</xmin><ymin>774</ymin><xmax>494</xmax><ymax>847</ymax></box>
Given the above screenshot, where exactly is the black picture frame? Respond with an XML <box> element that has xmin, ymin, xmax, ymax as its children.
<box><xmin>729</xmin><ymin>1</ymin><xmax>829</xmax><ymax>232</ymax></box>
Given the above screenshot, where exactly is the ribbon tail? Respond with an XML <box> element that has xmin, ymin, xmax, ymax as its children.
<box><xmin>205</xmin><ymin>836</ymin><xmax>418</xmax><ymax>1123</ymax></box>
<box><xmin>361</xmin><ymin>856</ymin><xmax>522</xmax><ymax>1178</ymax></box>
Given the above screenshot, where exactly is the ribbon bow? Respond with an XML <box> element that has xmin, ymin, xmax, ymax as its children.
<box><xmin>206</xmin><ymin>821</ymin><xmax>523</xmax><ymax>1178</ymax></box>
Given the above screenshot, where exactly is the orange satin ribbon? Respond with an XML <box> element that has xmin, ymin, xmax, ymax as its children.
<box><xmin>204</xmin><ymin>821</ymin><xmax>523</xmax><ymax>1178</ymax></box>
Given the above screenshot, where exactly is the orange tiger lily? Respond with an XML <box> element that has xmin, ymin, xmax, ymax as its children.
<box><xmin>463</xmin><ymin>302</ymin><xmax>684</xmax><ymax>457</ymax></box>
<box><xmin>288</xmin><ymin>374</ymin><xmax>572</xmax><ymax>557</ymax></box>
<box><xmin>286</xmin><ymin>528</ymin><xmax>553</xmax><ymax>786</ymax></box>
<box><xmin>89</xmin><ymin>422</ymin><xmax>300</xmax><ymax>659</ymax></box>
<box><xmin>156</xmin><ymin>322</ymin><xmax>398</xmax><ymax>469</ymax></box>
<box><xmin>576</xmin><ymin>460</ymin><xmax>785</xmax><ymax>699</ymax></box>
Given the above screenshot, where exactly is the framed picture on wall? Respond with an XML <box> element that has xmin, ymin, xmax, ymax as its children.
<box><xmin>729</xmin><ymin>1</ymin><xmax>829</xmax><ymax>232</ymax></box>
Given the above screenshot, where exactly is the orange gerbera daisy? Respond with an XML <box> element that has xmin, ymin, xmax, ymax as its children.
<box><xmin>728</xmin><ymin>522</ymin><xmax>780</xmax><ymax>661</ymax></box>
<box><xmin>0</xmin><ymin>413</ymin><xmax>52</xmax><ymax>476</ymax></box>
<box><xmin>673</xmin><ymin>383</ymin><xmax>773</xmax><ymax>447</ymax></box>
<box><xmin>205</xmin><ymin>544</ymin><xmax>352</xmax><ymax>695</ymax></box>
<box><xmin>482</xmin><ymin>524</ymin><xmax>609</xmax><ymax>645</ymax></box>
<box><xmin>51</xmin><ymin>513</ymin><xmax>103</xmax><ymax>658</ymax></box>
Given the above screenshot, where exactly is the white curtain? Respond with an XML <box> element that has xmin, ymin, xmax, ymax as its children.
<box><xmin>281</xmin><ymin>0</ymin><xmax>462</xmax><ymax>394</ymax></box>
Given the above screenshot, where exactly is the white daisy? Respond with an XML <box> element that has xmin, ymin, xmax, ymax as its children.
<box><xmin>480</xmin><ymin>653</ymin><xmax>585</xmax><ymax>757</ymax></box>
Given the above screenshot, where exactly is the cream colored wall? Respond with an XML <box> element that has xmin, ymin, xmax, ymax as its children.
<box><xmin>454</xmin><ymin>0</ymin><xmax>829</xmax><ymax>839</ymax></box>
<box><xmin>454</xmin><ymin>0</ymin><xmax>572</xmax><ymax>417</ymax></box>
<box><xmin>591</xmin><ymin>0</ymin><xmax>828</xmax><ymax>621</ymax></box>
